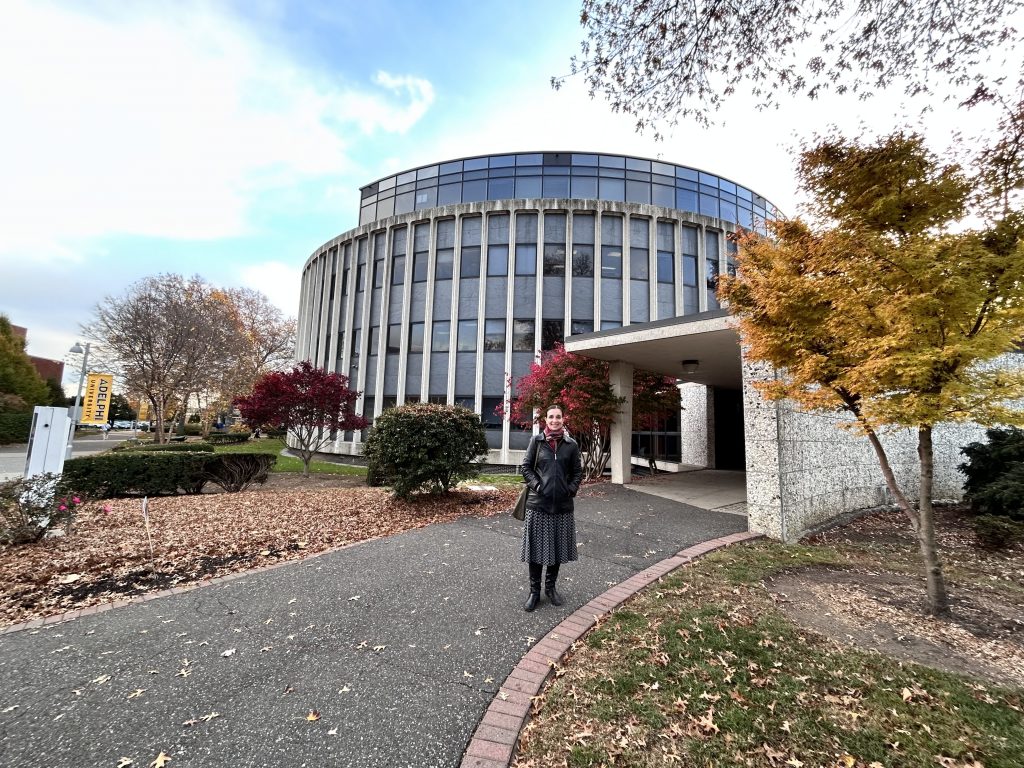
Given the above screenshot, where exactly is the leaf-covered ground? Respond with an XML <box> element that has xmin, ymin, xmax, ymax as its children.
<box><xmin>514</xmin><ymin>508</ymin><xmax>1024</xmax><ymax>768</ymax></box>
<box><xmin>0</xmin><ymin>477</ymin><xmax>517</xmax><ymax>628</ymax></box>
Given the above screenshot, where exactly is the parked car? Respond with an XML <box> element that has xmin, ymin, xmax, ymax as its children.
<box><xmin>112</xmin><ymin>420</ymin><xmax>135</xmax><ymax>429</ymax></box>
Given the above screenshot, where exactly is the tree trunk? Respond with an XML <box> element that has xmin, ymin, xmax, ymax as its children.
<box><xmin>862</xmin><ymin>426</ymin><xmax>919</xmax><ymax>530</ymax></box>
<box><xmin>917</xmin><ymin>425</ymin><xmax>950</xmax><ymax>617</ymax></box>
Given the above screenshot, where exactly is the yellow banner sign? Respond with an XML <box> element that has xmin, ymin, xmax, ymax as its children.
<box><xmin>137</xmin><ymin>399</ymin><xmax>150</xmax><ymax>422</ymax></box>
<box><xmin>80</xmin><ymin>373</ymin><xmax>115</xmax><ymax>425</ymax></box>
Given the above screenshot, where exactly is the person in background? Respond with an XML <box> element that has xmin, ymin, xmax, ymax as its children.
<box><xmin>519</xmin><ymin>404</ymin><xmax>583</xmax><ymax>612</ymax></box>
<box><xmin>101</xmin><ymin>422</ymin><xmax>111</xmax><ymax>440</ymax></box>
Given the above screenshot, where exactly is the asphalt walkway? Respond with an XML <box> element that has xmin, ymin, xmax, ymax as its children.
<box><xmin>0</xmin><ymin>484</ymin><xmax>746</xmax><ymax>768</ymax></box>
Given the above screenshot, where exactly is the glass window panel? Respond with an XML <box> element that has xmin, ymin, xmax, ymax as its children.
<box><xmin>676</xmin><ymin>167</ymin><xmax>699</xmax><ymax>181</ymax></box>
<box><xmin>652</xmin><ymin>161</ymin><xmax>675</xmax><ymax>176</ymax></box>
<box><xmin>698</xmin><ymin>172</ymin><xmax>719</xmax><ymax>187</ymax></box>
<box><xmin>512</xmin><ymin>319</ymin><xmax>534</xmax><ymax>351</ymax></box>
<box><xmin>737</xmin><ymin>186</ymin><xmax>752</xmax><ymax>201</ymax></box>
<box><xmin>720</xmin><ymin>200</ymin><xmax>737</xmax><ymax>223</ymax></box>
<box><xmin>515</xmin><ymin>176</ymin><xmax>542</xmax><ymax>197</ymax></box>
<box><xmin>413</xmin><ymin>252</ymin><xmax>429</xmax><ymax>282</ymax></box>
<box><xmin>368</xmin><ymin>326</ymin><xmax>380</xmax><ymax>355</ymax></box>
<box><xmin>516</xmin><ymin>212</ymin><xmax>538</xmax><ymax>241</ymax></box>
<box><xmin>602</xmin><ymin>245</ymin><xmax>622</xmax><ymax>278</ymax></box>
<box><xmin>570</xmin><ymin>175</ymin><xmax>598</xmax><ymax>198</ymax></box>
<box><xmin>462</xmin><ymin>179</ymin><xmax>487</xmax><ymax>202</ymax></box>
<box><xmin>681</xmin><ymin>225</ymin><xmax>698</xmax><ymax>255</ymax></box>
<box><xmin>464</xmin><ymin>157</ymin><xmax>488</xmax><ymax>171</ymax></box>
<box><xmin>463</xmin><ymin>169</ymin><xmax>488</xmax><ymax>180</ymax></box>
<box><xmin>440</xmin><ymin>160</ymin><xmax>462</xmax><ymax>174</ymax></box>
<box><xmin>488</xmin><ymin>177</ymin><xmax>514</xmax><ymax>198</ymax></box>
<box><xmin>601</xmin><ymin>320</ymin><xmax>622</xmax><ymax>330</ymax></box>
<box><xmin>436</xmin><ymin>219</ymin><xmax>455</xmax><ymax>248</ymax></box>
<box><xmin>462</xmin><ymin>215</ymin><xmax>481</xmax><ymax>245</ymax></box>
<box><xmin>379</xmin><ymin>176</ymin><xmax>396</xmax><ymax>190</ymax></box>
<box><xmin>541</xmin><ymin>319</ymin><xmax>564</xmax><ymax>350</ymax></box>
<box><xmin>652</xmin><ymin>184</ymin><xmax>674</xmax><ymax>207</ymax></box>
<box><xmin>602</xmin><ymin>214</ymin><xmax>622</xmax><ymax>244</ymax></box>
<box><xmin>460</xmin><ymin>246</ymin><xmax>480</xmax><ymax>278</ymax></box>
<box><xmin>437</xmin><ymin>183</ymin><xmax>461</xmax><ymax>205</ymax></box>
<box><xmin>391</xmin><ymin>255</ymin><xmax>405</xmax><ymax>285</ymax></box>
<box><xmin>355</xmin><ymin>263</ymin><xmax>365</xmax><ymax>292</ymax></box>
<box><xmin>387</xmin><ymin>324</ymin><xmax>401</xmax><ymax>352</ymax></box>
<box><xmin>626</xmin><ymin>170</ymin><xmax>651</xmax><ymax>182</ymax></box>
<box><xmin>630</xmin><ymin>247</ymin><xmax>648</xmax><ymax>279</ymax></box>
<box><xmin>626</xmin><ymin>180</ymin><xmax>651</xmax><ymax>204</ymax></box>
<box><xmin>487</xmin><ymin>244</ymin><xmax>508</xmax><ymax>276</ymax></box>
<box><xmin>515</xmin><ymin>243</ymin><xmax>537</xmax><ymax>275</ymax></box>
<box><xmin>719</xmin><ymin>179</ymin><xmax>736</xmax><ymax>194</ymax></box>
<box><xmin>414</xmin><ymin>187</ymin><xmax>437</xmax><ymax>210</ymax></box>
<box><xmin>408</xmin><ymin>322</ymin><xmax>424</xmax><ymax>353</ymax></box>
<box><xmin>626</xmin><ymin>157</ymin><xmax>651</xmax><ymax>171</ymax></box>
<box><xmin>490</xmin><ymin>155</ymin><xmax>515</xmax><ymax>167</ymax></box>
<box><xmin>489</xmin><ymin>166</ymin><xmax>514</xmax><ymax>177</ymax></box>
<box><xmin>416</xmin><ymin>165</ymin><xmax>438</xmax><ymax>179</ymax></box>
<box><xmin>394</xmin><ymin>191</ymin><xmax>414</xmax><ymax>214</ymax></box>
<box><xmin>489</xmin><ymin>213</ymin><xmax>509</xmax><ymax>241</ymax></box>
<box><xmin>484</xmin><ymin>319</ymin><xmax>505</xmax><ymax>351</ymax></box>
<box><xmin>700</xmin><ymin>194</ymin><xmax>719</xmax><ymax>218</ymax></box>
<box><xmin>598</xmin><ymin>167</ymin><xmax>625</xmax><ymax>179</ymax></box>
<box><xmin>436</xmin><ymin>249</ymin><xmax>454</xmax><ymax>279</ymax></box>
<box><xmin>457</xmin><ymin>320</ymin><xmax>477</xmax><ymax>351</ymax></box>
<box><xmin>676</xmin><ymin>188</ymin><xmax>698</xmax><ymax>212</ymax></box>
<box><xmin>657</xmin><ymin>251</ymin><xmax>673</xmax><ymax>283</ymax></box>
<box><xmin>515</xmin><ymin>165</ymin><xmax>542</xmax><ymax>176</ymax></box>
<box><xmin>572</xmin><ymin>153</ymin><xmax>599</xmax><ymax>166</ymax></box>
<box><xmin>683</xmin><ymin>255</ymin><xmax>697</xmax><ymax>286</ymax></box>
<box><xmin>599</xmin><ymin>178</ymin><xmax>625</xmax><ymax>201</ymax></box>
<box><xmin>397</xmin><ymin>171</ymin><xmax>416</xmax><ymax>185</ymax></box>
<box><xmin>373</xmin><ymin>260</ymin><xmax>384</xmax><ymax>288</ymax></box>
<box><xmin>571</xmin><ymin>319</ymin><xmax>593</xmax><ymax>335</ymax></box>
<box><xmin>376</xmin><ymin>196</ymin><xmax>395</xmax><ymax>218</ymax></box>
<box><xmin>360</xmin><ymin>204</ymin><xmax>375</xmax><ymax>225</ymax></box>
<box><xmin>542</xmin><ymin>176</ymin><xmax>570</xmax><ymax>197</ymax></box>
<box><xmin>516</xmin><ymin>153</ymin><xmax>543</xmax><ymax>165</ymax></box>
<box><xmin>432</xmin><ymin>321</ymin><xmax>450</xmax><ymax>352</ymax></box>
<box><xmin>438</xmin><ymin>173</ymin><xmax>461</xmax><ymax>185</ymax></box>
<box><xmin>599</xmin><ymin>155</ymin><xmax>626</xmax><ymax>168</ymax></box>
<box><xmin>543</xmin><ymin>244</ymin><xmax>566</xmax><ymax>275</ymax></box>
<box><xmin>738</xmin><ymin>207</ymin><xmax>753</xmax><ymax>228</ymax></box>
<box><xmin>392</xmin><ymin>227</ymin><xmax>407</xmax><ymax>255</ymax></box>
<box><xmin>572</xmin><ymin>245</ymin><xmax>594</xmax><ymax>276</ymax></box>
<box><xmin>656</xmin><ymin>220</ymin><xmax>674</xmax><ymax>251</ymax></box>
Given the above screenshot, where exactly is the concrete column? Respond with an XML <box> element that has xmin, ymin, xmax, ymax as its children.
<box><xmin>609</xmin><ymin>361</ymin><xmax>633</xmax><ymax>484</ymax></box>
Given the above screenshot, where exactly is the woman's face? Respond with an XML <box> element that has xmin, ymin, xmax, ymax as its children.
<box><xmin>545</xmin><ymin>408</ymin><xmax>564</xmax><ymax>431</ymax></box>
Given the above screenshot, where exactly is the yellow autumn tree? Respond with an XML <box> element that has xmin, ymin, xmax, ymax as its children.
<box><xmin>719</xmin><ymin>131</ymin><xmax>1024</xmax><ymax>616</ymax></box>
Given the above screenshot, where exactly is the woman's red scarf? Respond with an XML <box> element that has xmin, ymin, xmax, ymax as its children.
<box><xmin>544</xmin><ymin>427</ymin><xmax>564</xmax><ymax>453</ymax></box>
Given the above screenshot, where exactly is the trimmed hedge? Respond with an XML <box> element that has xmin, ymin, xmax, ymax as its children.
<box><xmin>0</xmin><ymin>412</ymin><xmax>33</xmax><ymax>444</ymax></box>
<box><xmin>207</xmin><ymin>433</ymin><xmax>250</xmax><ymax>445</ymax></box>
<box><xmin>63</xmin><ymin>451</ymin><xmax>278</xmax><ymax>498</ymax></box>
<box><xmin>134</xmin><ymin>442</ymin><xmax>215</xmax><ymax>453</ymax></box>
<box><xmin>973</xmin><ymin>514</ymin><xmax>1024</xmax><ymax>549</ymax></box>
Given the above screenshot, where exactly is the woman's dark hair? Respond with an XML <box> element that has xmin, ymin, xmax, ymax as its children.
<box><xmin>544</xmin><ymin>404</ymin><xmax>564</xmax><ymax>416</ymax></box>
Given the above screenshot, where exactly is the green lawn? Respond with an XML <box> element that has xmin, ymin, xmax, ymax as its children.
<box><xmin>517</xmin><ymin>540</ymin><xmax>1024</xmax><ymax>768</ymax></box>
<box><xmin>212</xmin><ymin>437</ymin><xmax>367</xmax><ymax>476</ymax></box>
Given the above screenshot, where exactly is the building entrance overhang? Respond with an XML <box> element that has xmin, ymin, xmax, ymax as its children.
<box><xmin>563</xmin><ymin>309</ymin><xmax>741</xmax><ymax>389</ymax></box>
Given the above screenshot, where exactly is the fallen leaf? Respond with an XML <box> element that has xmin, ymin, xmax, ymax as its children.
<box><xmin>327</xmin><ymin>727</ymin><xmax>338</xmax><ymax>735</ymax></box>
<box><xmin>839</xmin><ymin>755</ymin><xmax>856</xmax><ymax>767</ymax></box>
<box><xmin>91</xmin><ymin>675</ymin><xmax>111</xmax><ymax>685</ymax></box>
<box><xmin>200</xmin><ymin>712</ymin><xmax>219</xmax><ymax>722</ymax></box>
<box><xmin>221</xmin><ymin>649</ymin><xmax>236</xmax><ymax>658</ymax></box>
<box><xmin>149</xmin><ymin>753</ymin><xmax>170</xmax><ymax>768</ymax></box>
<box><xmin>58</xmin><ymin>573</ymin><xmax>82</xmax><ymax>584</ymax></box>
<box><xmin>117</xmin><ymin>759</ymin><xmax>133</xmax><ymax>767</ymax></box>
<box><xmin>181</xmin><ymin>719</ymin><xmax>198</xmax><ymax>727</ymax></box>
<box><xmin>306</xmin><ymin>710</ymin><xmax>320</xmax><ymax>722</ymax></box>
<box><xmin>1</xmin><ymin>705</ymin><xmax>19</xmax><ymax>713</ymax></box>
<box><xmin>127</xmin><ymin>689</ymin><xmax>146</xmax><ymax>700</ymax></box>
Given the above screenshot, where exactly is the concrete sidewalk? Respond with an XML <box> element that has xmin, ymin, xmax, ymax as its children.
<box><xmin>0</xmin><ymin>485</ymin><xmax>747</xmax><ymax>768</ymax></box>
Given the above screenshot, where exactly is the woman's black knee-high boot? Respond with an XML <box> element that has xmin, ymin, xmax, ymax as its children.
<box><xmin>524</xmin><ymin>562</ymin><xmax>542</xmax><ymax>612</ymax></box>
<box><xmin>545</xmin><ymin>564</ymin><xmax>563</xmax><ymax>606</ymax></box>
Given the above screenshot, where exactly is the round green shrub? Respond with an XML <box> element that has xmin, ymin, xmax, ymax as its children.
<box><xmin>363</xmin><ymin>403</ymin><xmax>488</xmax><ymax>499</ymax></box>
<box><xmin>973</xmin><ymin>514</ymin><xmax>1024</xmax><ymax>549</ymax></box>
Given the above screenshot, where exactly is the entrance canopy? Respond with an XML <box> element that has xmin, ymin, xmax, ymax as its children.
<box><xmin>564</xmin><ymin>310</ymin><xmax>742</xmax><ymax>389</ymax></box>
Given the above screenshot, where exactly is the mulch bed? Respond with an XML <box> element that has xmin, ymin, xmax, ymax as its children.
<box><xmin>0</xmin><ymin>477</ymin><xmax>518</xmax><ymax>628</ymax></box>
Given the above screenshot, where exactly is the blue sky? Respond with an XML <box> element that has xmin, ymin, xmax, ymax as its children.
<box><xmin>1</xmin><ymin>0</ymin><xmax>1015</xmax><ymax>380</ymax></box>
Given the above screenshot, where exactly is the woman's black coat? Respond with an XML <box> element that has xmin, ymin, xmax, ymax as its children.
<box><xmin>521</xmin><ymin>433</ymin><xmax>584</xmax><ymax>514</ymax></box>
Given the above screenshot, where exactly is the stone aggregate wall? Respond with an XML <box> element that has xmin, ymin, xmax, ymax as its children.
<box><xmin>742</xmin><ymin>354</ymin><xmax>1023</xmax><ymax>541</ymax></box>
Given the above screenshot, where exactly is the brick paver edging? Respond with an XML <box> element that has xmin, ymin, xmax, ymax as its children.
<box><xmin>0</xmin><ymin>535</ymin><xmax>389</xmax><ymax>636</ymax></box>
<box><xmin>459</xmin><ymin>530</ymin><xmax>765</xmax><ymax>768</ymax></box>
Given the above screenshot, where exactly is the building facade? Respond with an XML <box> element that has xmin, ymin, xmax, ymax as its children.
<box><xmin>296</xmin><ymin>151</ymin><xmax>779</xmax><ymax>462</ymax></box>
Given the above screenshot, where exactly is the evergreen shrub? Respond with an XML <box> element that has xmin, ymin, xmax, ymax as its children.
<box><xmin>207</xmin><ymin>433</ymin><xmax>250</xmax><ymax>445</ymax></box>
<box><xmin>363</xmin><ymin>403</ymin><xmax>488</xmax><ymax>499</ymax></box>
<box><xmin>959</xmin><ymin>427</ymin><xmax>1024</xmax><ymax>521</ymax></box>
<box><xmin>63</xmin><ymin>452</ymin><xmax>211</xmax><ymax>497</ymax></box>
<box><xmin>204</xmin><ymin>452</ymin><xmax>277</xmax><ymax>492</ymax></box>
<box><xmin>135</xmin><ymin>442</ymin><xmax>215</xmax><ymax>453</ymax></box>
<box><xmin>0</xmin><ymin>412</ymin><xmax>33</xmax><ymax>444</ymax></box>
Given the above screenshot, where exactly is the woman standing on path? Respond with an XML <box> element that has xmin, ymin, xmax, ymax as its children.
<box><xmin>520</xmin><ymin>404</ymin><xmax>583</xmax><ymax>612</ymax></box>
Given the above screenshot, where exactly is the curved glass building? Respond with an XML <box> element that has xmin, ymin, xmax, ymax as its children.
<box><xmin>296</xmin><ymin>151</ymin><xmax>779</xmax><ymax>463</ymax></box>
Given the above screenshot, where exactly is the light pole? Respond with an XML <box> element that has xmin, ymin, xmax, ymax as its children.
<box><xmin>66</xmin><ymin>342</ymin><xmax>91</xmax><ymax>459</ymax></box>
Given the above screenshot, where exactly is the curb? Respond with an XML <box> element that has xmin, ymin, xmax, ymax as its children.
<box><xmin>458</xmin><ymin>530</ymin><xmax>764</xmax><ymax>767</ymax></box>
<box><xmin>0</xmin><ymin>535</ymin><xmax>388</xmax><ymax>636</ymax></box>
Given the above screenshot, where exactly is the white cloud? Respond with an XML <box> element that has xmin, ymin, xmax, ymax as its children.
<box><xmin>237</xmin><ymin>260</ymin><xmax>301</xmax><ymax>319</ymax></box>
<box><xmin>0</xmin><ymin>2</ymin><xmax>434</xmax><ymax>262</ymax></box>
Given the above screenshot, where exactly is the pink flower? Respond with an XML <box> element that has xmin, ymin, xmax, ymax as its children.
<box><xmin>103</xmin><ymin>504</ymin><xmax>112</xmax><ymax>513</ymax></box>
<box><xmin>72</xmin><ymin>497</ymin><xmax>81</xmax><ymax>504</ymax></box>
<box><xmin>59</xmin><ymin>505</ymin><xmax>67</xmax><ymax>511</ymax></box>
